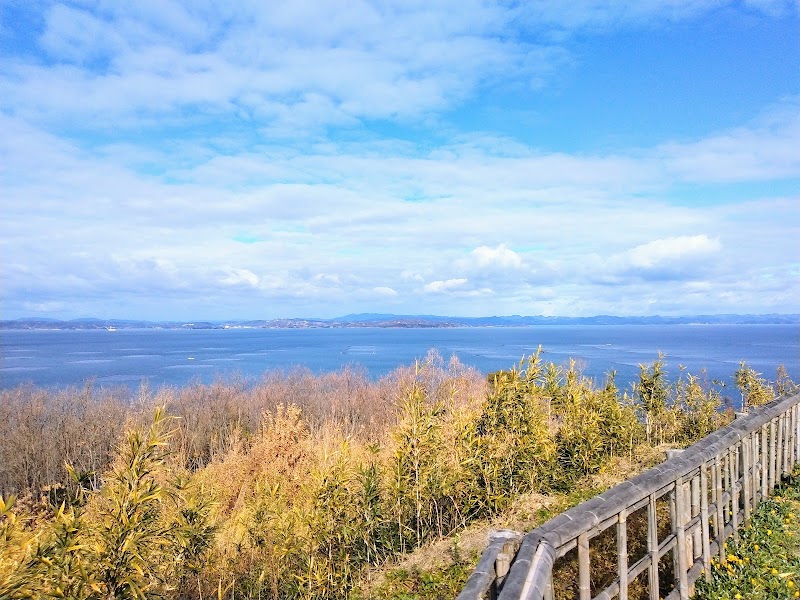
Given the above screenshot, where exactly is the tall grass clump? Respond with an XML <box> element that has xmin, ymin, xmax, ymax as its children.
<box><xmin>474</xmin><ymin>351</ymin><xmax>556</xmax><ymax>509</ymax></box>
<box><xmin>735</xmin><ymin>361</ymin><xmax>776</xmax><ymax>411</ymax></box>
<box><xmin>91</xmin><ymin>408</ymin><xmax>216</xmax><ymax>599</ymax></box>
<box><xmin>0</xmin><ymin>352</ymin><xmax>795</xmax><ymax>600</ymax></box>
<box><xmin>632</xmin><ymin>357</ymin><xmax>734</xmax><ymax>447</ymax></box>
<box><xmin>546</xmin><ymin>360</ymin><xmax>643</xmax><ymax>488</ymax></box>
<box><xmin>389</xmin><ymin>374</ymin><xmax>449</xmax><ymax>551</ymax></box>
<box><xmin>0</xmin><ymin>408</ymin><xmax>215</xmax><ymax>600</ymax></box>
<box><xmin>194</xmin><ymin>403</ymin><xmax>313</xmax><ymax>597</ymax></box>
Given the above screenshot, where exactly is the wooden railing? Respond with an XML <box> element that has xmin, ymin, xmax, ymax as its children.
<box><xmin>457</xmin><ymin>392</ymin><xmax>800</xmax><ymax>600</ymax></box>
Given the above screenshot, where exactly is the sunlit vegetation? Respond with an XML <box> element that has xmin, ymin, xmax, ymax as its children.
<box><xmin>695</xmin><ymin>466</ymin><xmax>800</xmax><ymax>600</ymax></box>
<box><xmin>0</xmin><ymin>351</ymin><xmax>794</xmax><ymax>599</ymax></box>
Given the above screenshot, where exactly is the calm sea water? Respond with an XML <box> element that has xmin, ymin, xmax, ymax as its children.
<box><xmin>1</xmin><ymin>325</ymin><xmax>798</xmax><ymax>391</ymax></box>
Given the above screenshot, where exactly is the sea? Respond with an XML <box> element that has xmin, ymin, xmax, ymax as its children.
<box><xmin>1</xmin><ymin>324</ymin><xmax>798</xmax><ymax>392</ymax></box>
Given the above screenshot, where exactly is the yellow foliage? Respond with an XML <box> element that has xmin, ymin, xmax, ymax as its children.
<box><xmin>1</xmin><ymin>354</ymin><xmax>789</xmax><ymax>600</ymax></box>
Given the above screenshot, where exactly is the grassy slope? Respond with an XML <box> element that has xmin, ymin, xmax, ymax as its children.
<box><xmin>695</xmin><ymin>468</ymin><xmax>800</xmax><ymax>600</ymax></box>
<box><xmin>356</xmin><ymin>447</ymin><xmax>668</xmax><ymax>599</ymax></box>
<box><xmin>359</xmin><ymin>458</ymin><xmax>800</xmax><ymax>600</ymax></box>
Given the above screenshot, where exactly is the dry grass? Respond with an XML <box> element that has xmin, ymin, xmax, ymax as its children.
<box><xmin>0</xmin><ymin>355</ymin><xmax>790</xmax><ymax>600</ymax></box>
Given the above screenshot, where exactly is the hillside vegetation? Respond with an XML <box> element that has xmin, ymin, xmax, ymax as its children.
<box><xmin>0</xmin><ymin>351</ymin><xmax>794</xmax><ymax>599</ymax></box>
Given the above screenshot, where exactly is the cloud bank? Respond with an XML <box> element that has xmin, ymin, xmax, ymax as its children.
<box><xmin>0</xmin><ymin>1</ymin><xmax>798</xmax><ymax>319</ymax></box>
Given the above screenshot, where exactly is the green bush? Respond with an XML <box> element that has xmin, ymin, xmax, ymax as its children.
<box><xmin>474</xmin><ymin>351</ymin><xmax>556</xmax><ymax>510</ymax></box>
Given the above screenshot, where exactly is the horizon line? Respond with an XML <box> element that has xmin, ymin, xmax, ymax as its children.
<box><xmin>4</xmin><ymin>312</ymin><xmax>799</xmax><ymax>323</ymax></box>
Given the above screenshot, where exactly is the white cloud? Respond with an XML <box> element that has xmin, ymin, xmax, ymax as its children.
<box><xmin>625</xmin><ymin>235</ymin><xmax>722</xmax><ymax>269</ymax></box>
<box><xmin>11</xmin><ymin>1</ymin><xmax>789</xmax><ymax>134</ymax></box>
<box><xmin>39</xmin><ymin>4</ymin><xmax>127</xmax><ymax>63</ymax></box>
<box><xmin>516</xmin><ymin>0</ymin><xmax>796</xmax><ymax>31</ymax></box>
<box><xmin>459</xmin><ymin>287</ymin><xmax>495</xmax><ymax>298</ymax></box>
<box><xmin>2</xmin><ymin>107</ymin><xmax>798</xmax><ymax>317</ymax></box>
<box><xmin>372</xmin><ymin>286</ymin><xmax>398</xmax><ymax>297</ymax></box>
<box><xmin>423</xmin><ymin>279</ymin><xmax>469</xmax><ymax>293</ymax></box>
<box><xmin>0</xmin><ymin>2</ymin><xmax>546</xmax><ymax>130</ymax></box>
<box><xmin>1</xmin><ymin>3</ymin><xmax>798</xmax><ymax>319</ymax></box>
<box><xmin>469</xmin><ymin>244</ymin><xmax>524</xmax><ymax>270</ymax></box>
<box><xmin>219</xmin><ymin>268</ymin><xmax>260</xmax><ymax>288</ymax></box>
<box><xmin>312</xmin><ymin>273</ymin><xmax>342</xmax><ymax>286</ymax></box>
<box><xmin>659</xmin><ymin>106</ymin><xmax>800</xmax><ymax>182</ymax></box>
<box><xmin>401</xmin><ymin>271</ymin><xmax>425</xmax><ymax>282</ymax></box>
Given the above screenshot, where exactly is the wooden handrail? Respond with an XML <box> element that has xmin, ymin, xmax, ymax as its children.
<box><xmin>457</xmin><ymin>392</ymin><xmax>800</xmax><ymax>600</ymax></box>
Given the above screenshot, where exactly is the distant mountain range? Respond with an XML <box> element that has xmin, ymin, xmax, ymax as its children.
<box><xmin>2</xmin><ymin>313</ymin><xmax>798</xmax><ymax>330</ymax></box>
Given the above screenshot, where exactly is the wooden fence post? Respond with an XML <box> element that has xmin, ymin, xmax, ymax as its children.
<box><xmin>674</xmin><ymin>476</ymin><xmax>690</xmax><ymax>600</ymax></box>
<box><xmin>777</xmin><ymin>413</ymin><xmax>785</xmax><ymax>479</ymax></box>
<box><xmin>481</xmin><ymin>394</ymin><xmax>800</xmax><ymax>600</ymax></box>
<box><xmin>728</xmin><ymin>448</ymin><xmax>739</xmax><ymax>541</ymax></box>
<box><xmin>713</xmin><ymin>454</ymin><xmax>725</xmax><ymax>563</ymax></box>
<box><xmin>794</xmin><ymin>404</ymin><xmax>800</xmax><ymax>468</ymax></box>
<box><xmin>618</xmin><ymin>509</ymin><xmax>629</xmax><ymax>600</ymax></box>
<box><xmin>751</xmin><ymin>431</ymin><xmax>761</xmax><ymax>505</ymax></box>
<box><xmin>578</xmin><ymin>532</ymin><xmax>591</xmax><ymax>600</ymax></box>
<box><xmin>648</xmin><ymin>493</ymin><xmax>660</xmax><ymax>600</ymax></box>
<box><xmin>742</xmin><ymin>433</ymin><xmax>752</xmax><ymax>523</ymax></box>
<box><xmin>761</xmin><ymin>423</ymin><xmax>769</xmax><ymax>500</ymax></box>
<box><xmin>699</xmin><ymin>463</ymin><xmax>712</xmax><ymax>583</ymax></box>
<box><xmin>690</xmin><ymin>473</ymin><xmax>700</xmax><ymax>561</ymax></box>
<box><xmin>769</xmin><ymin>418</ymin><xmax>777</xmax><ymax>491</ymax></box>
<box><xmin>792</xmin><ymin>404</ymin><xmax>799</xmax><ymax>469</ymax></box>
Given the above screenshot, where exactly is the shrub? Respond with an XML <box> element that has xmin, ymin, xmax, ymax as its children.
<box><xmin>551</xmin><ymin>363</ymin><xmax>643</xmax><ymax>487</ymax></box>
<box><xmin>0</xmin><ymin>409</ymin><xmax>215</xmax><ymax>600</ymax></box>
<box><xmin>474</xmin><ymin>352</ymin><xmax>556</xmax><ymax>509</ymax></box>
<box><xmin>1</xmin><ymin>353</ymin><xmax>792</xmax><ymax>600</ymax></box>
<box><xmin>735</xmin><ymin>361</ymin><xmax>774</xmax><ymax>411</ymax></box>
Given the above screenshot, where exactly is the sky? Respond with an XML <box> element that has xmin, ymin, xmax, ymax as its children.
<box><xmin>1</xmin><ymin>1</ymin><xmax>799</xmax><ymax>321</ymax></box>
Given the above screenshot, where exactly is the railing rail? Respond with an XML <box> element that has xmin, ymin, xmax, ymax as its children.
<box><xmin>457</xmin><ymin>392</ymin><xmax>800</xmax><ymax>600</ymax></box>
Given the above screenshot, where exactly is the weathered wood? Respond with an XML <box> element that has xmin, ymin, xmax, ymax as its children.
<box><xmin>713</xmin><ymin>454</ymin><xmax>725</xmax><ymax>563</ymax></box>
<box><xmin>792</xmin><ymin>405</ymin><xmax>800</xmax><ymax>465</ymax></box>
<box><xmin>785</xmin><ymin>410</ymin><xmax>793</xmax><ymax>475</ymax></box>
<box><xmin>742</xmin><ymin>433</ymin><xmax>752</xmax><ymax>523</ymax></box>
<box><xmin>617</xmin><ymin>510</ymin><xmax>628</xmax><ymax>600</ymax></box>
<box><xmin>578</xmin><ymin>532</ymin><xmax>591</xmax><ymax>600</ymax></box>
<box><xmin>669</xmin><ymin>482</ymin><xmax>679</xmax><ymax>588</ymax></box>
<box><xmin>792</xmin><ymin>404</ymin><xmax>799</xmax><ymax>469</ymax></box>
<box><xmin>777</xmin><ymin>413</ymin><xmax>785</xmax><ymax>480</ymax></box>
<box><xmin>794</xmin><ymin>403</ymin><xmax>800</xmax><ymax>467</ymax></box>
<box><xmin>769</xmin><ymin>418</ymin><xmax>777</xmax><ymax>491</ymax></box>
<box><xmin>456</xmin><ymin>530</ymin><xmax>521</xmax><ymax>600</ymax></box>
<box><xmin>787</xmin><ymin>409</ymin><xmax>792</xmax><ymax>472</ymax></box>
<box><xmin>544</xmin><ymin>571</ymin><xmax>554</xmax><ymax>600</ymax></box>
<box><xmin>722</xmin><ymin>452</ymin><xmax>731</xmax><ymax>524</ymax></box>
<box><xmin>516</xmin><ymin>539</ymin><xmax>555</xmax><ymax>600</ymax></box>
<box><xmin>728</xmin><ymin>449</ymin><xmax>739</xmax><ymax>541</ymax></box>
<box><xmin>487</xmin><ymin>393</ymin><xmax>800</xmax><ymax>600</ymax></box>
<box><xmin>786</xmin><ymin>410</ymin><xmax>792</xmax><ymax>475</ymax></box>
<box><xmin>751</xmin><ymin>431</ymin><xmax>761</xmax><ymax>505</ymax></box>
<box><xmin>699</xmin><ymin>463</ymin><xmax>711</xmax><ymax>583</ymax></box>
<box><xmin>647</xmin><ymin>493</ymin><xmax>660</xmax><ymax>600</ymax></box>
<box><xmin>761</xmin><ymin>423</ymin><xmax>769</xmax><ymax>500</ymax></box>
<box><xmin>674</xmin><ymin>475</ymin><xmax>690</xmax><ymax>600</ymax></box>
<box><xmin>690</xmin><ymin>473</ymin><xmax>701</xmax><ymax>559</ymax></box>
<box><xmin>496</xmin><ymin>553</ymin><xmax>511</xmax><ymax>590</ymax></box>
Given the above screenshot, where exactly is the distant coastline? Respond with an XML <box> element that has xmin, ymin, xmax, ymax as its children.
<box><xmin>2</xmin><ymin>313</ymin><xmax>798</xmax><ymax>331</ymax></box>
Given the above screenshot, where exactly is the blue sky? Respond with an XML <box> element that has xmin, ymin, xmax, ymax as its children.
<box><xmin>1</xmin><ymin>0</ymin><xmax>799</xmax><ymax>320</ymax></box>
